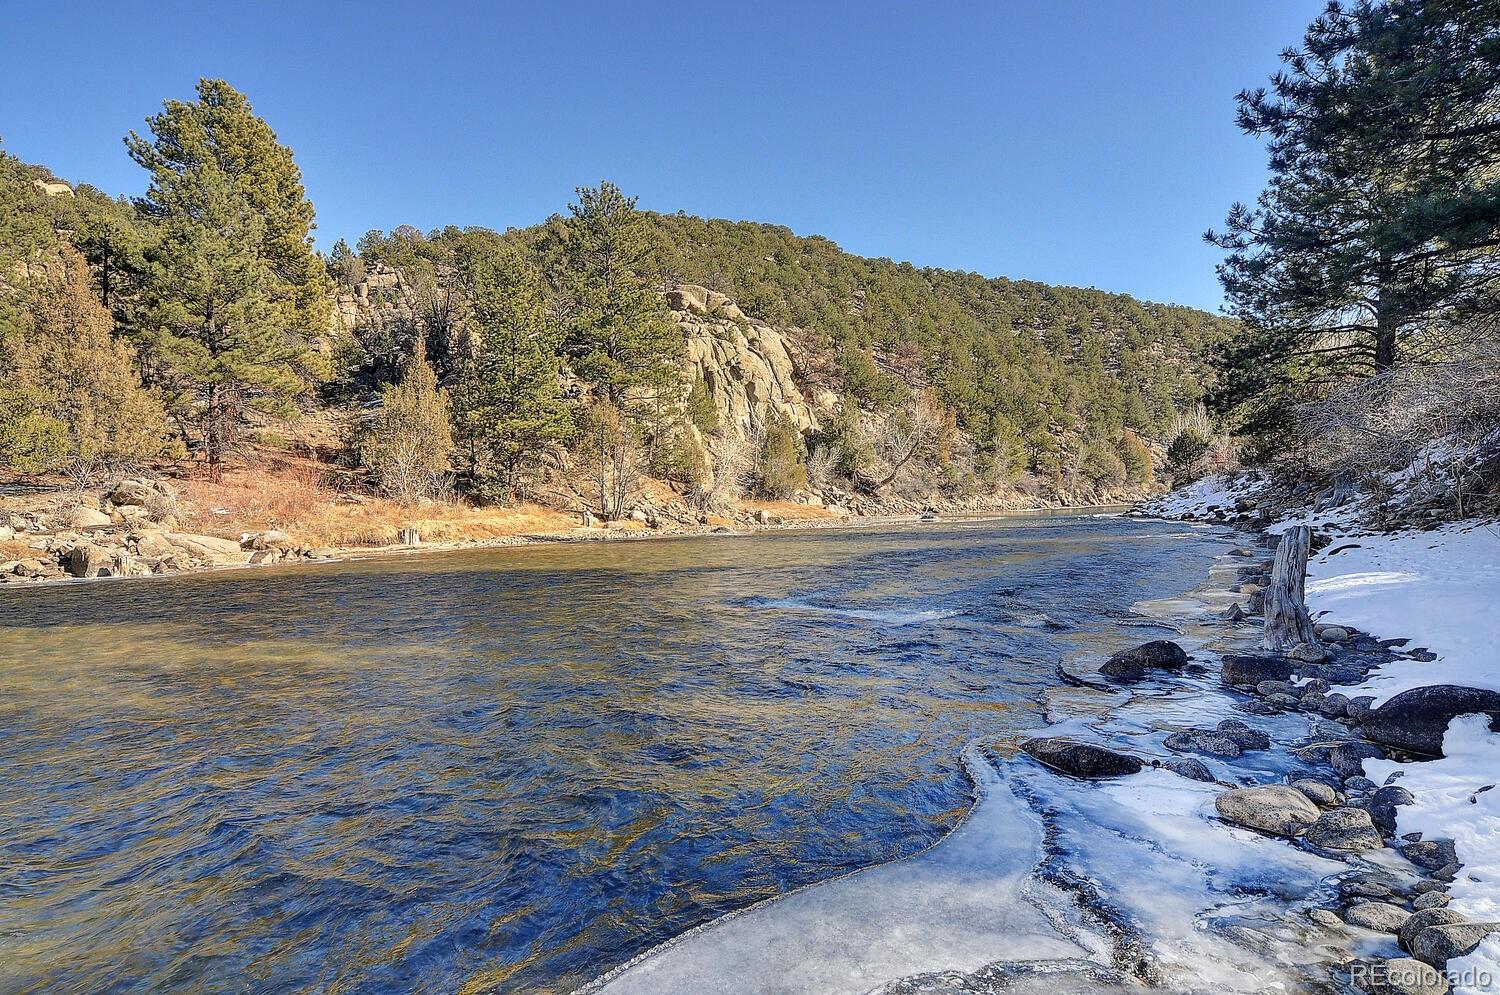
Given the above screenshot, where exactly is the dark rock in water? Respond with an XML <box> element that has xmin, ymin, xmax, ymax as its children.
<box><xmin>1413</xmin><ymin>891</ymin><xmax>1450</xmax><ymax>911</ymax></box>
<box><xmin>1222</xmin><ymin>602</ymin><xmax>1247</xmax><ymax>623</ymax></box>
<box><xmin>1305</xmin><ymin>807</ymin><xmax>1385</xmax><ymax>851</ymax></box>
<box><xmin>1301</xmin><ymin>690</ymin><xmax>1329</xmax><ymax>712</ymax></box>
<box><xmin>1161</xmin><ymin>757</ymin><xmax>1214</xmax><ymax>781</ymax></box>
<box><xmin>1340</xmin><ymin>870</ymin><xmax>1397</xmax><ymax>898</ymax></box>
<box><xmin>1098</xmin><ymin>640</ymin><xmax>1189</xmax><ymax>681</ymax></box>
<box><xmin>1237</xmin><ymin>699</ymin><xmax>1279</xmax><ymax>716</ymax></box>
<box><xmin>1345</xmin><ymin>775</ymin><xmax>1379</xmax><ymax>794</ymax></box>
<box><xmin>1403</xmin><ymin>838</ymin><xmax>1459</xmax><ymax>871</ymax></box>
<box><xmin>1257</xmin><ymin>679</ymin><xmax>1298</xmax><ymax>697</ymax></box>
<box><xmin>1221</xmin><ymin>653</ymin><xmax>1295</xmax><ymax>688</ymax></box>
<box><xmin>1363</xmin><ymin>685</ymin><xmax>1500</xmax><ymax>757</ymax></box>
<box><xmin>1021</xmin><ymin>737</ymin><xmax>1143</xmax><ymax>778</ymax></box>
<box><xmin>1217</xmin><ymin>719</ymin><xmax>1271</xmax><ymax>750</ymax></box>
<box><xmin>1369</xmin><ymin>785</ymin><xmax>1416</xmax><ymax>835</ymax></box>
<box><xmin>1165</xmin><ymin>729</ymin><xmax>1243</xmax><ymax>757</ymax></box>
<box><xmin>1331</xmin><ymin>741</ymin><xmax>1386</xmax><ymax>779</ymax></box>
<box><xmin>1267</xmin><ymin>692</ymin><xmax>1302</xmax><ymax>709</ymax></box>
<box><xmin>1410</xmin><ymin>922</ymin><xmax>1500</xmax><ymax>970</ymax></box>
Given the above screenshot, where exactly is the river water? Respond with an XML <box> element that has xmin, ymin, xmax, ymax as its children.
<box><xmin>0</xmin><ymin>514</ymin><xmax>1235</xmax><ymax>994</ymax></box>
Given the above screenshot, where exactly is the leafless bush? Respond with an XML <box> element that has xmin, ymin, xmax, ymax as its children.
<box><xmin>805</xmin><ymin>443</ymin><xmax>839</xmax><ymax>491</ymax></box>
<box><xmin>1294</xmin><ymin>335</ymin><xmax>1500</xmax><ymax>515</ymax></box>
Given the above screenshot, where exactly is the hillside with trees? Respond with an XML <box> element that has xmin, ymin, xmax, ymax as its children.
<box><xmin>2</xmin><ymin>77</ymin><xmax>1238</xmax><ymax>576</ymax></box>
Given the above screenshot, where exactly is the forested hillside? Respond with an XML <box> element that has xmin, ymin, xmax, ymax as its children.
<box><xmin>2</xmin><ymin>78</ymin><xmax>1236</xmax><ymax>539</ymax></box>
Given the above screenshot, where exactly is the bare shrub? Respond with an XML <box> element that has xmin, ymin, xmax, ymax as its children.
<box><xmin>1294</xmin><ymin>335</ymin><xmax>1500</xmax><ymax>515</ymax></box>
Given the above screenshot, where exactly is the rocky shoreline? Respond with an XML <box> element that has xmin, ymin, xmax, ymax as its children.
<box><xmin>0</xmin><ymin>473</ymin><xmax>1134</xmax><ymax>590</ymax></box>
<box><xmin>1049</xmin><ymin>498</ymin><xmax>1499</xmax><ymax>993</ymax></box>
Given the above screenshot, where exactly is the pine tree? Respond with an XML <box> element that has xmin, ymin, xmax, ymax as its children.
<box><xmin>452</xmin><ymin>246</ymin><xmax>573</xmax><ymax>500</ymax></box>
<box><xmin>127</xmin><ymin>79</ymin><xmax>332</xmax><ymax>334</ymax></box>
<box><xmin>557</xmin><ymin>181</ymin><xmax>681</xmax><ymax>405</ymax></box>
<box><xmin>128</xmin><ymin>81</ymin><xmax>325</xmax><ymax>475</ymax></box>
<box><xmin>1208</xmin><ymin>1</ymin><xmax>1500</xmax><ymax>429</ymax></box>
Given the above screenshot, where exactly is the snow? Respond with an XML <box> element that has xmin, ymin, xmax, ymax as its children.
<box><xmin>1365</xmin><ymin>718</ymin><xmax>1500</xmax><ymax>993</ymax></box>
<box><xmin>1138</xmin><ymin>473</ymin><xmax>1262</xmax><ymax>519</ymax></box>
<box><xmin>1304</xmin><ymin>521</ymin><xmax>1500</xmax><ymax>701</ymax></box>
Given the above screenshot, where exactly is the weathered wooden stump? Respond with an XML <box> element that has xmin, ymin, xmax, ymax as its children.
<box><xmin>398</xmin><ymin>527</ymin><xmax>421</xmax><ymax>546</ymax></box>
<box><xmin>1265</xmin><ymin>525</ymin><xmax>1316</xmax><ymax>651</ymax></box>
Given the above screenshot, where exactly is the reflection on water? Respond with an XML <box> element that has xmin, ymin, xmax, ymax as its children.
<box><xmin>0</xmin><ymin>515</ymin><xmax>1226</xmax><ymax>994</ymax></box>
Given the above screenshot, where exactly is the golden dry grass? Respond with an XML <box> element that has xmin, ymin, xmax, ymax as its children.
<box><xmin>175</xmin><ymin>454</ymin><xmax>579</xmax><ymax>549</ymax></box>
<box><xmin>740</xmin><ymin>498</ymin><xmax>841</xmax><ymax>521</ymax></box>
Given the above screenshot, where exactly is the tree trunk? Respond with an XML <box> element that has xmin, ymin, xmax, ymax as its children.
<box><xmin>1265</xmin><ymin>525</ymin><xmax>1317</xmax><ymax>651</ymax></box>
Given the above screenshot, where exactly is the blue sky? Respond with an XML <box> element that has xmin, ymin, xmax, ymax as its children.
<box><xmin>1</xmin><ymin>2</ymin><xmax>1320</xmax><ymax>311</ymax></box>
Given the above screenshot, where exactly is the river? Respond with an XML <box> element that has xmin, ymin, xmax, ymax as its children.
<box><xmin>0</xmin><ymin>513</ymin><xmax>1235</xmax><ymax>994</ymax></box>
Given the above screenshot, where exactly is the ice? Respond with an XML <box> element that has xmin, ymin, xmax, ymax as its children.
<box><xmin>581</xmin><ymin>747</ymin><xmax>1100</xmax><ymax>995</ymax></box>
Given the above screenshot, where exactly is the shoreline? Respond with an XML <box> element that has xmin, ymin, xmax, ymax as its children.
<box><xmin>1</xmin><ymin>499</ymin><xmax>1137</xmax><ymax>592</ymax></box>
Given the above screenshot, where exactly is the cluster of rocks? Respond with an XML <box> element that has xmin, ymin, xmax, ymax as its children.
<box><xmin>1039</xmin><ymin>616</ymin><xmax>1499</xmax><ymax>993</ymax></box>
<box><xmin>1</xmin><ymin>477</ymin><xmax>330</xmax><ymax>585</ymax></box>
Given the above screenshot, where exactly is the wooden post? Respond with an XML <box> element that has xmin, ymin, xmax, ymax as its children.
<box><xmin>398</xmin><ymin>527</ymin><xmax>420</xmax><ymax>547</ymax></box>
<box><xmin>1265</xmin><ymin>525</ymin><xmax>1316</xmax><ymax>651</ymax></box>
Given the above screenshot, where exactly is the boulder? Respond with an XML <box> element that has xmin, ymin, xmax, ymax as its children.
<box><xmin>1398</xmin><ymin>908</ymin><xmax>1469</xmax><ymax>951</ymax></box>
<box><xmin>1353</xmin><ymin>957</ymin><xmax>1451</xmax><ymax>994</ymax></box>
<box><xmin>1321</xmin><ymin>692</ymin><xmax>1353</xmax><ymax>718</ymax></box>
<box><xmin>1291</xmin><ymin>641</ymin><xmax>1330</xmax><ymax>663</ymax></box>
<box><xmin>239</xmin><ymin>530</ymin><xmax>294</xmax><ymax>551</ymax></box>
<box><xmin>1402</xmin><ymin>838</ymin><xmax>1459</xmax><ymax>871</ymax></box>
<box><xmin>1409</xmin><ymin>922</ymin><xmax>1500</xmax><ymax>970</ymax></box>
<box><xmin>1344</xmin><ymin>902</ymin><xmax>1413</xmax><ymax>933</ymax></box>
<box><xmin>1165</xmin><ymin>729</ymin><xmax>1243</xmax><ymax>757</ymax></box>
<box><xmin>1290</xmin><ymin>779</ymin><xmax>1343</xmax><ymax>808</ymax></box>
<box><xmin>1162</xmin><ymin>757</ymin><xmax>1214</xmax><ymax>782</ymax></box>
<box><xmin>1347</xmin><ymin>695</ymin><xmax>1378</xmax><ymax>723</ymax></box>
<box><xmin>163</xmin><ymin>533</ymin><xmax>245</xmax><ymax>563</ymax></box>
<box><xmin>1369</xmin><ymin>785</ymin><xmax>1416</xmax><ymax>835</ymax></box>
<box><xmin>65</xmin><ymin>506</ymin><xmax>113</xmax><ymax>529</ymax></box>
<box><xmin>65</xmin><ymin>543</ymin><xmax>113</xmax><ymax>578</ymax></box>
<box><xmin>1305</xmin><ymin>807</ymin><xmax>1385</xmax><ymax>850</ymax></box>
<box><xmin>1363</xmin><ymin>686</ymin><xmax>1500</xmax><ymax>757</ymax></box>
<box><xmin>1098</xmin><ymin>640</ymin><xmax>1188</xmax><ymax>681</ymax></box>
<box><xmin>106</xmin><ymin>477</ymin><xmax>176</xmax><ymax>516</ymax></box>
<box><xmin>1021</xmin><ymin>738</ymin><xmax>1143</xmax><ymax>778</ymax></box>
<box><xmin>1331</xmin><ymin>741</ymin><xmax>1386</xmax><ymax>778</ymax></box>
<box><xmin>1216</xmin><ymin>719</ymin><xmax>1271</xmax><ymax>751</ymax></box>
<box><xmin>1412</xmin><ymin>891</ymin><xmax>1450</xmax><ymax>911</ymax></box>
<box><xmin>1221</xmin><ymin>653</ymin><xmax>1295</xmax><ymax>687</ymax></box>
<box><xmin>1341</xmin><ymin>871</ymin><xmax>1398</xmax><ymax>899</ymax></box>
<box><xmin>1319</xmin><ymin>625</ymin><xmax>1352</xmax><ymax>643</ymax></box>
<box><xmin>1216</xmin><ymin>785</ymin><xmax>1321</xmax><ymax>836</ymax></box>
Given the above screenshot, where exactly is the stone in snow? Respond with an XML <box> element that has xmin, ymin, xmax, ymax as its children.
<box><xmin>1305</xmin><ymin>807</ymin><xmax>1385</xmax><ymax>851</ymax></box>
<box><xmin>1362</xmin><ymin>685</ymin><xmax>1500</xmax><ymax>757</ymax></box>
<box><xmin>1343</xmin><ymin>902</ymin><xmax>1412</xmax><ymax>933</ymax></box>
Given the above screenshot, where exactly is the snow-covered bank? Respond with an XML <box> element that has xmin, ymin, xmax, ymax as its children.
<box><xmin>1146</xmin><ymin>472</ymin><xmax>1500</xmax><ymax>992</ymax></box>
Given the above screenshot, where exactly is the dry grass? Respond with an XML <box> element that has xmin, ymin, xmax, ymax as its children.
<box><xmin>0</xmin><ymin>539</ymin><xmax>40</xmax><ymax>561</ymax></box>
<box><xmin>740</xmin><ymin>498</ymin><xmax>840</xmax><ymax>521</ymax></box>
<box><xmin>175</xmin><ymin>453</ymin><xmax>579</xmax><ymax>549</ymax></box>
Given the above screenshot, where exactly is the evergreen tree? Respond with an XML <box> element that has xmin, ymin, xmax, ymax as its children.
<box><xmin>452</xmin><ymin>246</ymin><xmax>573</xmax><ymax>499</ymax></box>
<box><xmin>127</xmin><ymin>79</ymin><xmax>332</xmax><ymax>334</ymax></box>
<box><xmin>1</xmin><ymin>251</ymin><xmax>174</xmax><ymax>477</ymax></box>
<box><xmin>1208</xmin><ymin>1</ymin><xmax>1500</xmax><ymax>428</ymax></box>
<box><xmin>557</xmin><ymin>181</ymin><xmax>681</xmax><ymax>405</ymax></box>
<box><xmin>128</xmin><ymin>81</ymin><xmax>324</xmax><ymax>475</ymax></box>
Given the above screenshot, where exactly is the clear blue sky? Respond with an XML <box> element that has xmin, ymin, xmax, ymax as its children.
<box><xmin>1</xmin><ymin>1</ymin><xmax>1320</xmax><ymax>311</ymax></box>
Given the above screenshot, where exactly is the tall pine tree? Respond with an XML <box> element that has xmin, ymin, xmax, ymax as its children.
<box><xmin>556</xmin><ymin>181</ymin><xmax>681</xmax><ymax>406</ymax></box>
<box><xmin>452</xmin><ymin>245</ymin><xmax>573</xmax><ymax>499</ymax></box>
<box><xmin>128</xmin><ymin>80</ymin><xmax>326</xmax><ymax>474</ymax></box>
<box><xmin>1208</xmin><ymin>1</ymin><xmax>1500</xmax><ymax>431</ymax></box>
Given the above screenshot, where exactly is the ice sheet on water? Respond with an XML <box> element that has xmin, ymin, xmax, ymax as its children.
<box><xmin>582</xmin><ymin>747</ymin><xmax>1103</xmax><ymax>995</ymax></box>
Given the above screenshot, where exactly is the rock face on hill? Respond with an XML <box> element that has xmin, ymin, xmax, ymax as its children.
<box><xmin>669</xmin><ymin>283</ymin><xmax>822</xmax><ymax>448</ymax></box>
